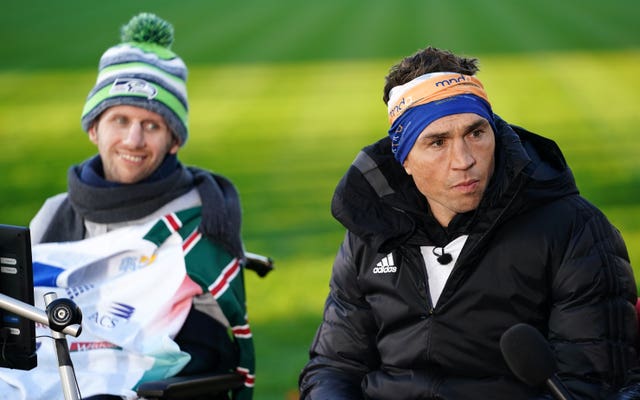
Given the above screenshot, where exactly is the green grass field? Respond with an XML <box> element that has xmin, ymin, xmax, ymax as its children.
<box><xmin>1</xmin><ymin>1</ymin><xmax>639</xmax><ymax>398</ymax></box>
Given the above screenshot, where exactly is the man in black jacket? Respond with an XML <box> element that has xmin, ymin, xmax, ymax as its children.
<box><xmin>299</xmin><ymin>46</ymin><xmax>639</xmax><ymax>399</ymax></box>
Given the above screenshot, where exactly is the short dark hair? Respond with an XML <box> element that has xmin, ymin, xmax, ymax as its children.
<box><xmin>382</xmin><ymin>46</ymin><xmax>480</xmax><ymax>104</ymax></box>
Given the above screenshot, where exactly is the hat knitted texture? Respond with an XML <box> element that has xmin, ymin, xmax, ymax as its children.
<box><xmin>81</xmin><ymin>13</ymin><xmax>189</xmax><ymax>145</ymax></box>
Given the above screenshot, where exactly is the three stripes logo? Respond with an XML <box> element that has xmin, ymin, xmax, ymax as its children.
<box><xmin>373</xmin><ymin>253</ymin><xmax>397</xmax><ymax>274</ymax></box>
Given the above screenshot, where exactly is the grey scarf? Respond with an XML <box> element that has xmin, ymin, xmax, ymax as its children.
<box><xmin>41</xmin><ymin>163</ymin><xmax>244</xmax><ymax>258</ymax></box>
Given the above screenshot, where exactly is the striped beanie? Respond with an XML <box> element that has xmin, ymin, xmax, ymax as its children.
<box><xmin>81</xmin><ymin>13</ymin><xmax>189</xmax><ymax>146</ymax></box>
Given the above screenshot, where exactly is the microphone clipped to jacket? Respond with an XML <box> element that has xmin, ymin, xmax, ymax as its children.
<box><xmin>500</xmin><ymin>323</ymin><xmax>577</xmax><ymax>400</ymax></box>
<box><xmin>432</xmin><ymin>246</ymin><xmax>452</xmax><ymax>265</ymax></box>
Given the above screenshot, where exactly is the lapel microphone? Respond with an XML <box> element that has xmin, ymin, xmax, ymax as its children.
<box><xmin>432</xmin><ymin>246</ymin><xmax>453</xmax><ymax>265</ymax></box>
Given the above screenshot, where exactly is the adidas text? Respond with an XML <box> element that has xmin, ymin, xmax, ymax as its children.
<box><xmin>373</xmin><ymin>266</ymin><xmax>397</xmax><ymax>274</ymax></box>
<box><xmin>374</xmin><ymin>253</ymin><xmax>397</xmax><ymax>274</ymax></box>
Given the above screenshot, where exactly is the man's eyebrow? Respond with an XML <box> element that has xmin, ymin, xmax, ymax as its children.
<box><xmin>465</xmin><ymin>118</ymin><xmax>490</xmax><ymax>132</ymax></box>
<box><xmin>418</xmin><ymin>131</ymin><xmax>448</xmax><ymax>142</ymax></box>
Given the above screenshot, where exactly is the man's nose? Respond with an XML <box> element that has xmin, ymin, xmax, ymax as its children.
<box><xmin>451</xmin><ymin>139</ymin><xmax>475</xmax><ymax>170</ymax></box>
<box><xmin>122</xmin><ymin>123</ymin><xmax>144</xmax><ymax>147</ymax></box>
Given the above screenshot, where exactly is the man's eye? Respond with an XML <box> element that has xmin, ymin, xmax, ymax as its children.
<box><xmin>143</xmin><ymin>122</ymin><xmax>160</xmax><ymax>131</ymax></box>
<box><xmin>431</xmin><ymin>139</ymin><xmax>445</xmax><ymax>147</ymax></box>
<box><xmin>115</xmin><ymin>116</ymin><xmax>128</xmax><ymax>125</ymax></box>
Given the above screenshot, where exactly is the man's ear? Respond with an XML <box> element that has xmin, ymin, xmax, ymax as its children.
<box><xmin>168</xmin><ymin>136</ymin><xmax>180</xmax><ymax>155</ymax></box>
<box><xmin>167</xmin><ymin>135</ymin><xmax>180</xmax><ymax>154</ymax></box>
<box><xmin>88</xmin><ymin>123</ymin><xmax>99</xmax><ymax>145</ymax></box>
<box><xmin>403</xmin><ymin>160</ymin><xmax>412</xmax><ymax>176</ymax></box>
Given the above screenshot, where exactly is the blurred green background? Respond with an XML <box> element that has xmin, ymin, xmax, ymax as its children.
<box><xmin>1</xmin><ymin>1</ymin><xmax>639</xmax><ymax>398</ymax></box>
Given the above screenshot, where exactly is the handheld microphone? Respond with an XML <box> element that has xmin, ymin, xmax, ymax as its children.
<box><xmin>500</xmin><ymin>323</ymin><xmax>576</xmax><ymax>400</ymax></box>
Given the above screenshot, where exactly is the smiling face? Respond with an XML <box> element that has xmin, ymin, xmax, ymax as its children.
<box><xmin>88</xmin><ymin>105</ymin><xmax>180</xmax><ymax>184</ymax></box>
<box><xmin>402</xmin><ymin>113</ymin><xmax>496</xmax><ymax>227</ymax></box>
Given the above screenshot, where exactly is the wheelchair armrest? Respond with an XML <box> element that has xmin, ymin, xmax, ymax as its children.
<box><xmin>136</xmin><ymin>372</ymin><xmax>244</xmax><ymax>399</ymax></box>
<box><xmin>243</xmin><ymin>252</ymin><xmax>274</xmax><ymax>277</ymax></box>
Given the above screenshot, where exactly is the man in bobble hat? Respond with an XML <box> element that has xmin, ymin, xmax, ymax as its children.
<box><xmin>0</xmin><ymin>13</ymin><xmax>255</xmax><ymax>400</ymax></box>
<box><xmin>299</xmin><ymin>46</ymin><xmax>639</xmax><ymax>399</ymax></box>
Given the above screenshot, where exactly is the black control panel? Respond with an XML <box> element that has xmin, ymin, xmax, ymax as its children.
<box><xmin>0</xmin><ymin>224</ymin><xmax>37</xmax><ymax>370</ymax></box>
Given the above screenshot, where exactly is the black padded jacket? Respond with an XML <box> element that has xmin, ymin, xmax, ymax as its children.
<box><xmin>299</xmin><ymin>117</ymin><xmax>639</xmax><ymax>400</ymax></box>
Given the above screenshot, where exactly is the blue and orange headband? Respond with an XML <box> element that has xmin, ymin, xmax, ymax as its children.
<box><xmin>387</xmin><ymin>72</ymin><xmax>496</xmax><ymax>164</ymax></box>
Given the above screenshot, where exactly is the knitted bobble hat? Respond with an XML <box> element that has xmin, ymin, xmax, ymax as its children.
<box><xmin>81</xmin><ymin>13</ymin><xmax>189</xmax><ymax>146</ymax></box>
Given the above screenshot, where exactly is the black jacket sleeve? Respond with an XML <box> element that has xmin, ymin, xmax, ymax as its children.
<box><xmin>548</xmin><ymin>197</ymin><xmax>638</xmax><ymax>398</ymax></box>
<box><xmin>299</xmin><ymin>232</ymin><xmax>380</xmax><ymax>399</ymax></box>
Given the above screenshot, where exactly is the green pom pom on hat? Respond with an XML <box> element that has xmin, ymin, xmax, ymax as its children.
<box><xmin>81</xmin><ymin>12</ymin><xmax>189</xmax><ymax>146</ymax></box>
<box><xmin>120</xmin><ymin>12</ymin><xmax>174</xmax><ymax>47</ymax></box>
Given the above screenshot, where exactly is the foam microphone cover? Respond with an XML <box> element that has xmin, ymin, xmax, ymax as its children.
<box><xmin>500</xmin><ymin>323</ymin><xmax>556</xmax><ymax>387</ymax></box>
<box><xmin>437</xmin><ymin>253</ymin><xmax>453</xmax><ymax>264</ymax></box>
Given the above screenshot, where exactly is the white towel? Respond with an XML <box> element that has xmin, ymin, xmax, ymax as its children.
<box><xmin>0</xmin><ymin>220</ymin><xmax>196</xmax><ymax>400</ymax></box>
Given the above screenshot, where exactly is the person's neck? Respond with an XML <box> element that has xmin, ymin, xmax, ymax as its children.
<box><xmin>425</xmin><ymin>206</ymin><xmax>476</xmax><ymax>241</ymax></box>
<box><xmin>429</xmin><ymin>206</ymin><xmax>455</xmax><ymax>229</ymax></box>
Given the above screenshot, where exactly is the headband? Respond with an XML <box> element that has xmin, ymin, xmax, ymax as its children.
<box><xmin>386</xmin><ymin>72</ymin><xmax>495</xmax><ymax>163</ymax></box>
